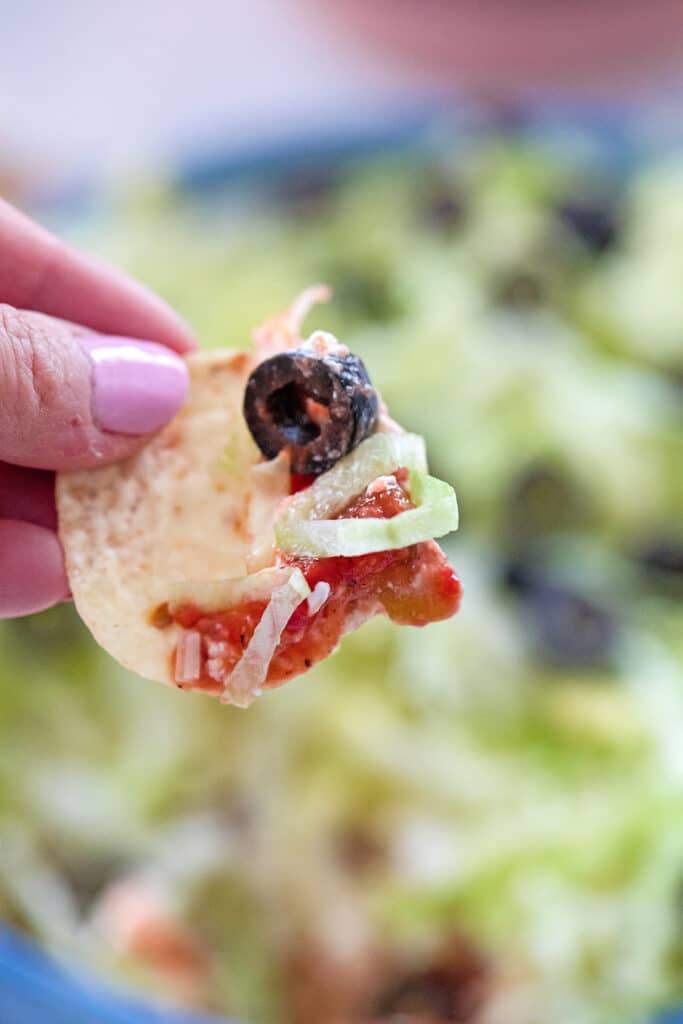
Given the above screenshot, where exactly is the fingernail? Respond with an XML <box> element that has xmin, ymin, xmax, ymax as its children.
<box><xmin>81</xmin><ymin>336</ymin><xmax>189</xmax><ymax>435</ymax></box>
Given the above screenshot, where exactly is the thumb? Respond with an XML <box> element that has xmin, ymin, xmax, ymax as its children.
<box><xmin>0</xmin><ymin>304</ymin><xmax>189</xmax><ymax>471</ymax></box>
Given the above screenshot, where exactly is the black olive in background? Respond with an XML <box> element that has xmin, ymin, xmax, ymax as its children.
<box><xmin>504</xmin><ymin>463</ymin><xmax>585</xmax><ymax>542</ymax></box>
<box><xmin>637</xmin><ymin>540</ymin><xmax>683</xmax><ymax>598</ymax></box>
<box><xmin>418</xmin><ymin>175</ymin><xmax>468</xmax><ymax>236</ymax></box>
<box><xmin>43</xmin><ymin>842</ymin><xmax>131</xmax><ymax>915</ymax></box>
<box><xmin>243</xmin><ymin>348</ymin><xmax>379</xmax><ymax>475</ymax></box>
<box><xmin>666</xmin><ymin>364</ymin><xmax>683</xmax><ymax>396</ymax></box>
<box><xmin>501</xmin><ymin>554</ymin><xmax>542</xmax><ymax>595</ymax></box>
<box><xmin>555</xmin><ymin>198</ymin><xmax>620</xmax><ymax>254</ymax></box>
<box><xmin>371</xmin><ymin>936</ymin><xmax>489</xmax><ymax>1024</ymax></box>
<box><xmin>528</xmin><ymin>583</ymin><xmax>617</xmax><ymax>669</ymax></box>
<box><xmin>493</xmin><ymin>268</ymin><xmax>546</xmax><ymax>310</ymax></box>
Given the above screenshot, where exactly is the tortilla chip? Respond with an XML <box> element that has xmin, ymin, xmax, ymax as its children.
<box><xmin>56</xmin><ymin>349</ymin><xmax>261</xmax><ymax>687</ymax></box>
<box><xmin>58</xmin><ymin>292</ymin><xmax>459</xmax><ymax>702</ymax></box>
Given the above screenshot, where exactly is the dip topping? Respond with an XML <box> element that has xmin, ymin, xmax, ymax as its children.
<box><xmin>243</xmin><ymin>347</ymin><xmax>379</xmax><ymax>475</ymax></box>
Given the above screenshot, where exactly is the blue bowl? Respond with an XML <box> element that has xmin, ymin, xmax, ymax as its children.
<box><xmin>1</xmin><ymin>924</ymin><xmax>680</xmax><ymax>1024</ymax></box>
<box><xmin>0</xmin><ymin>927</ymin><xmax>232</xmax><ymax>1024</ymax></box>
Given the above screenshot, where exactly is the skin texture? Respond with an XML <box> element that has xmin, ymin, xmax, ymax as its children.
<box><xmin>0</xmin><ymin>198</ymin><xmax>197</xmax><ymax>619</ymax></box>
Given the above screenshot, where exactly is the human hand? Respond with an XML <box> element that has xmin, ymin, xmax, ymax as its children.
<box><xmin>0</xmin><ymin>198</ymin><xmax>196</xmax><ymax>619</ymax></box>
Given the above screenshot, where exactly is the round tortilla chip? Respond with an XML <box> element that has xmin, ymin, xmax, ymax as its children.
<box><xmin>56</xmin><ymin>349</ymin><xmax>262</xmax><ymax>687</ymax></box>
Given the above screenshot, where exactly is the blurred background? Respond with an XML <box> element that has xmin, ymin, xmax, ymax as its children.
<box><xmin>1</xmin><ymin>3</ymin><xmax>683</xmax><ymax>1023</ymax></box>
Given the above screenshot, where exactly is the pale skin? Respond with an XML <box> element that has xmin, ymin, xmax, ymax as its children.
<box><xmin>0</xmin><ymin>198</ymin><xmax>197</xmax><ymax>618</ymax></box>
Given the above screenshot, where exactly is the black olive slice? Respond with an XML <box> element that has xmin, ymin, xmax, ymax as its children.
<box><xmin>637</xmin><ymin>539</ymin><xmax>683</xmax><ymax>598</ymax></box>
<box><xmin>504</xmin><ymin>463</ymin><xmax>584</xmax><ymax>541</ymax></box>
<box><xmin>371</xmin><ymin>936</ymin><xmax>489</xmax><ymax>1023</ymax></box>
<box><xmin>243</xmin><ymin>348</ymin><xmax>379</xmax><ymax>475</ymax></box>
<box><xmin>556</xmin><ymin>198</ymin><xmax>620</xmax><ymax>254</ymax></box>
<box><xmin>528</xmin><ymin>584</ymin><xmax>617</xmax><ymax>669</ymax></box>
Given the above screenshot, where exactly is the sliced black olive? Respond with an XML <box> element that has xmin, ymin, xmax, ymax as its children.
<box><xmin>637</xmin><ymin>539</ymin><xmax>683</xmax><ymax>598</ymax></box>
<box><xmin>418</xmin><ymin>174</ymin><xmax>468</xmax><ymax>236</ymax></box>
<box><xmin>501</xmin><ymin>554</ymin><xmax>542</xmax><ymax>595</ymax></box>
<box><xmin>371</xmin><ymin>937</ymin><xmax>488</xmax><ymax>1023</ymax></box>
<box><xmin>504</xmin><ymin>463</ymin><xmax>585</xmax><ymax>542</ymax></box>
<box><xmin>44</xmin><ymin>843</ymin><xmax>131</xmax><ymax>914</ymax></box>
<box><xmin>243</xmin><ymin>348</ymin><xmax>379</xmax><ymax>474</ymax></box>
<box><xmin>666</xmin><ymin>364</ymin><xmax>683</xmax><ymax>396</ymax></box>
<box><xmin>493</xmin><ymin>269</ymin><xmax>546</xmax><ymax>309</ymax></box>
<box><xmin>556</xmin><ymin>198</ymin><xmax>619</xmax><ymax>254</ymax></box>
<box><xmin>528</xmin><ymin>583</ymin><xmax>617</xmax><ymax>669</ymax></box>
<box><xmin>423</xmin><ymin>188</ymin><xmax>466</xmax><ymax>234</ymax></box>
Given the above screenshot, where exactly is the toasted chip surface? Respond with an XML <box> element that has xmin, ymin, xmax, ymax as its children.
<box><xmin>57</xmin><ymin>349</ymin><xmax>260</xmax><ymax>685</ymax></box>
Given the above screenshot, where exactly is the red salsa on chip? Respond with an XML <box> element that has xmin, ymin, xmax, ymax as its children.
<box><xmin>170</xmin><ymin>471</ymin><xmax>461</xmax><ymax>694</ymax></box>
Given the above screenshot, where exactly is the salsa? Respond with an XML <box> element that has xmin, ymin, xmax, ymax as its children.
<box><xmin>169</xmin><ymin>471</ymin><xmax>461</xmax><ymax>693</ymax></box>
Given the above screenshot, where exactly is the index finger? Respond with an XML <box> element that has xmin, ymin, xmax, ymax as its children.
<box><xmin>0</xmin><ymin>199</ymin><xmax>196</xmax><ymax>354</ymax></box>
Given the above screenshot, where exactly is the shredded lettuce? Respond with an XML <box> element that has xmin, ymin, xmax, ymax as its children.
<box><xmin>273</xmin><ymin>431</ymin><xmax>452</xmax><ymax>557</ymax></box>
<box><xmin>275</xmin><ymin>468</ymin><xmax>458</xmax><ymax>557</ymax></box>
<box><xmin>223</xmin><ymin>568</ymin><xmax>310</xmax><ymax>708</ymax></box>
<box><xmin>279</xmin><ymin>432</ymin><xmax>428</xmax><ymax>523</ymax></box>
<box><xmin>3</xmin><ymin>137</ymin><xmax>683</xmax><ymax>1024</ymax></box>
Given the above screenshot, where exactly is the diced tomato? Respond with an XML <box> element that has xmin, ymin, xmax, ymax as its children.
<box><xmin>289</xmin><ymin>473</ymin><xmax>316</xmax><ymax>495</ymax></box>
<box><xmin>377</xmin><ymin>558</ymin><xmax>462</xmax><ymax>627</ymax></box>
<box><xmin>170</xmin><ymin>600</ymin><xmax>267</xmax><ymax>693</ymax></box>
<box><xmin>168</xmin><ymin>472</ymin><xmax>461</xmax><ymax>693</ymax></box>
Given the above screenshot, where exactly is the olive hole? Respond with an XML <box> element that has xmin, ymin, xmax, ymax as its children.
<box><xmin>267</xmin><ymin>382</ymin><xmax>323</xmax><ymax>446</ymax></box>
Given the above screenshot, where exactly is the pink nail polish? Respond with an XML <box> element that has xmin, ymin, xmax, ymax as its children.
<box><xmin>81</xmin><ymin>337</ymin><xmax>189</xmax><ymax>435</ymax></box>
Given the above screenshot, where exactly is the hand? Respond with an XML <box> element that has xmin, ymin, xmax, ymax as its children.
<box><xmin>0</xmin><ymin>198</ymin><xmax>196</xmax><ymax>619</ymax></box>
